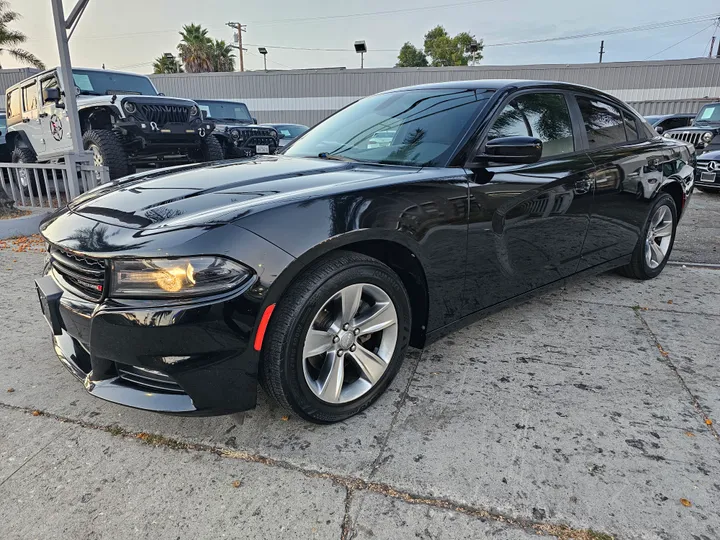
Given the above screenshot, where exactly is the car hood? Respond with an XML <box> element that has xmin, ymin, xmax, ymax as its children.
<box><xmin>666</xmin><ymin>124</ymin><xmax>719</xmax><ymax>133</ymax></box>
<box><xmin>697</xmin><ymin>149</ymin><xmax>720</xmax><ymax>160</ymax></box>
<box><xmin>67</xmin><ymin>156</ymin><xmax>422</xmax><ymax>231</ymax></box>
<box><xmin>77</xmin><ymin>94</ymin><xmax>198</xmax><ymax>109</ymax></box>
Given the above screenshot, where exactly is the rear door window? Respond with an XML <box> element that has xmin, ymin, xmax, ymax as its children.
<box><xmin>622</xmin><ymin>111</ymin><xmax>639</xmax><ymax>141</ymax></box>
<box><xmin>7</xmin><ymin>88</ymin><xmax>21</xmax><ymax>119</ymax></box>
<box><xmin>22</xmin><ymin>83</ymin><xmax>38</xmax><ymax>112</ymax></box>
<box><xmin>576</xmin><ymin>96</ymin><xmax>627</xmax><ymax>149</ymax></box>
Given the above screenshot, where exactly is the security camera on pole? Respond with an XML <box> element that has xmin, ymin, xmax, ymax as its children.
<box><xmin>50</xmin><ymin>0</ymin><xmax>90</xmax><ymax>199</ymax></box>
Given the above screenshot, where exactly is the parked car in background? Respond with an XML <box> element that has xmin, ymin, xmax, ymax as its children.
<box><xmin>694</xmin><ymin>149</ymin><xmax>720</xmax><ymax>192</ymax></box>
<box><xmin>195</xmin><ymin>99</ymin><xmax>279</xmax><ymax>158</ymax></box>
<box><xmin>644</xmin><ymin>113</ymin><xmax>694</xmax><ymax>133</ymax></box>
<box><xmin>0</xmin><ymin>110</ymin><xmax>9</xmax><ymax>162</ymax></box>
<box><xmin>5</xmin><ymin>68</ymin><xmax>220</xmax><ymax>186</ymax></box>
<box><xmin>664</xmin><ymin>102</ymin><xmax>720</xmax><ymax>153</ymax></box>
<box><xmin>259</xmin><ymin>123</ymin><xmax>308</xmax><ymax>147</ymax></box>
<box><xmin>36</xmin><ymin>80</ymin><xmax>694</xmax><ymax>423</ymax></box>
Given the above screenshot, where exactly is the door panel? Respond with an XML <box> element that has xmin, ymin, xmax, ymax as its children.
<box><xmin>38</xmin><ymin>75</ymin><xmax>73</xmax><ymax>156</ymax></box>
<box><xmin>20</xmin><ymin>82</ymin><xmax>44</xmax><ymax>155</ymax></box>
<box><xmin>464</xmin><ymin>152</ymin><xmax>595</xmax><ymax>314</ymax></box>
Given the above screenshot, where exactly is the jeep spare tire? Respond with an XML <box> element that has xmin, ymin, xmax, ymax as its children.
<box><xmin>83</xmin><ymin>129</ymin><xmax>130</xmax><ymax>180</ymax></box>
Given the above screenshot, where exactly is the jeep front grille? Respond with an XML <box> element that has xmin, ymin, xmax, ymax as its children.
<box><xmin>50</xmin><ymin>246</ymin><xmax>106</xmax><ymax>302</ymax></box>
<box><xmin>138</xmin><ymin>104</ymin><xmax>192</xmax><ymax>125</ymax></box>
<box><xmin>666</xmin><ymin>131</ymin><xmax>703</xmax><ymax>146</ymax></box>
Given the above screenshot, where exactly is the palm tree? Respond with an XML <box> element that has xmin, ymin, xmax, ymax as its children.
<box><xmin>177</xmin><ymin>23</ymin><xmax>212</xmax><ymax>73</ymax></box>
<box><xmin>0</xmin><ymin>1</ymin><xmax>45</xmax><ymax>69</ymax></box>
<box><xmin>210</xmin><ymin>39</ymin><xmax>235</xmax><ymax>72</ymax></box>
<box><xmin>153</xmin><ymin>54</ymin><xmax>183</xmax><ymax>74</ymax></box>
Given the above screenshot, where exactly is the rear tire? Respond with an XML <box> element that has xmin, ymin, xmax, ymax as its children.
<box><xmin>260</xmin><ymin>251</ymin><xmax>412</xmax><ymax>423</ymax></box>
<box><xmin>83</xmin><ymin>129</ymin><xmax>130</xmax><ymax>180</ymax></box>
<box><xmin>11</xmin><ymin>146</ymin><xmax>43</xmax><ymax>196</ymax></box>
<box><xmin>619</xmin><ymin>193</ymin><xmax>677</xmax><ymax>280</ymax></box>
<box><xmin>192</xmin><ymin>135</ymin><xmax>224</xmax><ymax>162</ymax></box>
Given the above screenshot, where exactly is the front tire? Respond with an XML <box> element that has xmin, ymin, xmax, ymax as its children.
<box><xmin>192</xmin><ymin>135</ymin><xmax>225</xmax><ymax>162</ymax></box>
<box><xmin>83</xmin><ymin>129</ymin><xmax>130</xmax><ymax>180</ymax></box>
<box><xmin>260</xmin><ymin>251</ymin><xmax>412</xmax><ymax>423</ymax></box>
<box><xmin>619</xmin><ymin>193</ymin><xmax>677</xmax><ymax>280</ymax></box>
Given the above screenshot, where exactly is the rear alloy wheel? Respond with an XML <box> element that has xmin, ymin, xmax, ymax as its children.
<box><xmin>619</xmin><ymin>193</ymin><xmax>677</xmax><ymax>280</ymax></box>
<box><xmin>261</xmin><ymin>251</ymin><xmax>411</xmax><ymax>423</ymax></box>
<box><xmin>82</xmin><ymin>129</ymin><xmax>130</xmax><ymax>180</ymax></box>
<box><xmin>11</xmin><ymin>146</ymin><xmax>42</xmax><ymax>196</ymax></box>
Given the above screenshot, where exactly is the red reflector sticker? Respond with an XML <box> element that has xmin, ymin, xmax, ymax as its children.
<box><xmin>96</xmin><ymin>285</ymin><xmax>103</xmax><ymax>291</ymax></box>
<box><xmin>254</xmin><ymin>304</ymin><xmax>276</xmax><ymax>351</ymax></box>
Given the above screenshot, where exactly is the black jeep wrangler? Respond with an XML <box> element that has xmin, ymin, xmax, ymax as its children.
<box><xmin>195</xmin><ymin>99</ymin><xmax>279</xmax><ymax>159</ymax></box>
<box><xmin>664</xmin><ymin>102</ymin><xmax>720</xmax><ymax>155</ymax></box>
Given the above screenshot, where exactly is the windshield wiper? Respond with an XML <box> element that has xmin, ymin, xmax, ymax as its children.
<box><xmin>317</xmin><ymin>153</ymin><xmax>360</xmax><ymax>162</ymax></box>
<box><xmin>78</xmin><ymin>90</ymin><xmax>103</xmax><ymax>96</ymax></box>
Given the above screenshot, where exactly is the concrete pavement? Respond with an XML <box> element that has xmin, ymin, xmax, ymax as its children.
<box><xmin>1</xmin><ymin>192</ymin><xmax>719</xmax><ymax>540</ymax></box>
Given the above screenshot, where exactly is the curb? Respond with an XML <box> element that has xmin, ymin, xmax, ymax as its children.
<box><xmin>0</xmin><ymin>208</ymin><xmax>50</xmax><ymax>240</ymax></box>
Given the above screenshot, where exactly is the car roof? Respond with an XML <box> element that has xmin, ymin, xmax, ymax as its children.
<box><xmin>6</xmin><ymin>67</ymin><xmax>152</xmax><ymax>92</ymax></box>
<box><xmin>261</xmin><ymin>123</ymin><xmax>306</xmax><ymax>128</ymax></box>
<box><xmin>194</xmin><ymin>98</ymin><xmax>248</xmax><ymax>104</ymax></box>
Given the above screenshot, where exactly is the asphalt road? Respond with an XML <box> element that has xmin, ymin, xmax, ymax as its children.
<box><xmin>1</xmin><ymin>192</ymin><xmax>718</xmax><ymax>540</ymax></box>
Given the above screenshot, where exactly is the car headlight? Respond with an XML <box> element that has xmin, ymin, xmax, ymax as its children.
<box><xmin>702</xmin><ymin>132</ymin><xmax>714</xmax><ymax>143</ymax></box>
<box><xmin>123</xmin><ymin>101</ymin><xmax>136</xmax><ymax>114</ymax></box>
<box><xmin>231</xmin><ymin>129</ymin><xmax>241</xmax><ymax>140</ymax></box>
<box><xmin>190</xmin><ymin>105</ymin><xmax>199</xmax><ymax>117</ymax></box>
<box><xmin>111</xmin><ymin>257</ymin><xmax>251</xmax><ymax>298</ymax></box>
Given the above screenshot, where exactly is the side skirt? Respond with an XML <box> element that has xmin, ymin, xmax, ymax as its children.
<box><xmin>424</xmin><ymin>254</ymin><xmax>631</xmax><ymax>346</ymax></box>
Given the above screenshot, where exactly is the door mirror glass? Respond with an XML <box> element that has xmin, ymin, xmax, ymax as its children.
<box><xmin>475</xmin><ymin>136</ymin><xmax>543</xmax><ymax>165</ymax></box>
<box><xmin>43</xmin><ymin>87</ymin><xmax>61</xmax><ymax>103</ymax></box>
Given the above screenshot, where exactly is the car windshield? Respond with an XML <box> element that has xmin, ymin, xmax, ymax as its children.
<box><xmin>272</xmin><ymin>125</ymin><xmax>308</xmax><ymax>138</ymax></box>
<box><xmin>694</xmin><ymin>104</ymin><xmax>720</xmax><ymax>124</ymax></box>
<box><xmin>72</xmin><ymin>70</ymin><xmax>158</xmax><ymax>96</ymax></box>
<box><xmin>284</xmin><ymin>88</ymin><xmax>493</xmax><ymax>166</ymax></box>
<box><xmin>196</xmin><ymin>100</ymin><xmax>252</xmax><ymax>122</ymax></box>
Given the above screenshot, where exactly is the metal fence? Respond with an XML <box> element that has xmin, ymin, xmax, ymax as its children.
<box><xmin>0</xmin><ymin>160</ymin><xmax>110</xmax><ymax>210</ymax></box>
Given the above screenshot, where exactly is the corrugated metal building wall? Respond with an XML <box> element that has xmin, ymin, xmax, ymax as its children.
<box><xmin>2</xmin><ymin>60</ymin><xmax>719</xmax><ymax>125</ymax></box>
<box><xmin>148</xmin><ymin>58</ymin><xmax>720</xmax><ymax>126</ymax></box>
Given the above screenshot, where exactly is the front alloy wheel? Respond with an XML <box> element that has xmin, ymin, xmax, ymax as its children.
<box><xmin>302</xmin><ymin>283</ymin><xmax>398</xmax><ymax>404</ymax></box>
<box><xmin>261</xmin><ymin>251</ymin><xmax>411</xmax><ymax>423</ymax></box>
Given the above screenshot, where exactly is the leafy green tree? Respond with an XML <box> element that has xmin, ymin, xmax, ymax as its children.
<box><xmin>152</xmin><ymin>54</ymin><xmax>183</xmax><ymax>74</ymax></box>
<box><xmin>423</xmin><ymin>26</ymin><xmax>483</xmax><ymax>67</ymax></box>
<box><xmin>177</xmin><ymin>23</ymin><xmax>212</xmax><ymax>73</ymax></box>
<box><xmin>210</xmin><ymin>39</ymin><xmax>235</xmax><ymax>72</ymax></box>
<box><xmin>396</xmin><ymin>42</ymin><xmax>428</xmax><ymax>67</ymax></box>
<box><xmin>0</xmin><ymin>0</ymin><xmax>44</xmax><ymax>69</ymax></box>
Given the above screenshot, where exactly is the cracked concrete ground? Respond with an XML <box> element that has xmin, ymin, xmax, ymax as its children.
<box><xmin>1</xmin><ymin>191</ymin><xmax>719</xmax><ymax>539</ymax></box>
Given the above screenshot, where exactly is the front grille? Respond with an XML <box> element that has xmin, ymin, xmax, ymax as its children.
<box><xmin>696</xmin><ymin>161</ymin><xmax>718</xmax><ymax>172</ymax></box>
<box><xmin>138</xmin><ymin>103</ymin><xmax>192</xmax><ymax>125</ymax></box>
<box><xmin>234</xmin><ymin>128</ymin><xmax>279</xmax><ymax>144</ymax></box>
<box><xmin>667</xmin><ymin>131</ymin><xmax>703</xmax><ymax>146</ymax></box>
<box><xmin>117</xmin><ymin>364</ymin><xmax>185</xmax><ymax>394</ymax></box>
<box><xmin>50</xmin><ymin>246</ymin><xmax>106</xmax><ymax>301</ymax></box>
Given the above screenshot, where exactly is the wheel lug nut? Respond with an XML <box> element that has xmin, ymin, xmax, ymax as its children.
<box><xmin>333</xmin><ymin>336</ymin><xmax>340</xmax><ymax>343</ymax></box>
<box><xmin>350</xmin><ymin>345</ymin><xmax>356</xmax><ymax>352</ymax></box>
<box><xmin>338</xmin><ymin>350</ymin><xmax>345</xmax><ymax>356</ymax></box>
<box><xmin>343</xmin><ymin>323</ymin><xmax>349</xmax><ymax>331</ymax></box>
<box><xmin>353</xmin><ymin>328</ymin><xmax>360</xmax><ymax>335</ymax></box>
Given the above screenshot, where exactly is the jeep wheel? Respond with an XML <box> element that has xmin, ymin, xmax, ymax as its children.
<box><xmin>11</xmin><ymin>147</ymin><xmax>43</xmax><ymax>196</ymax></box>
<box><xmin>83</xmin><ymin>129</ymin><xmax>130</xmax><ymax>180</ymax></box>
<box><xmin>191</xmin><ymin>135</ymin><xmax>224</xmax><ymax>162</ymax></box>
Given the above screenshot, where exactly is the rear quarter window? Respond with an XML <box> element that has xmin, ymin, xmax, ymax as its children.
<box><xmin>6</xmin><ymin>88</ymin><xmax>22</xmax><ymax>124</ymax></box>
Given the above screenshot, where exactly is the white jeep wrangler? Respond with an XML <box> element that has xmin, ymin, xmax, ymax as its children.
<box><xmin>5</xmin><ymin>67</ymin><xmax>222</xmax><ymax>187</ymax></box>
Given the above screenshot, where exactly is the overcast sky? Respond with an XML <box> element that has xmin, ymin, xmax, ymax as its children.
<box><xmin>7</xmin><ymin>0</ymin><xmax>720</xmax><ymax>73</ymax></box>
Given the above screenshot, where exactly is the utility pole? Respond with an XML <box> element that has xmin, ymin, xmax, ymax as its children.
<box><xmin>227</xmin><ymin>21</ymin><xmax>247</xmax><ymax>72</ymax></box>
<box><xmin>599</xmin><ymin>40</ymin><xmax>605</xmax><ymax>63</ymax></box>
<box><xmin>710</xmin><ymin>36</ymin><xmax>716</xmax><ymax>59</ymax></box>
<box><xmin>50</xmin><ymin>0</ymin><xmax>87</xmax><ymax>199</ymax></box>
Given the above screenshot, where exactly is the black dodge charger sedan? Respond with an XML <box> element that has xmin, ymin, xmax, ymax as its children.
<box><xmin>36</xmin><ymin>80</ymin><xmax>695</xmax><ymax>423</ymax></box>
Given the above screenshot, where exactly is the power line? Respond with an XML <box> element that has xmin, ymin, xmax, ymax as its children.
<box><xmin>644</xmin><ymin>22</ymin><xmax>717</xmax><ymax>60</ymax></box>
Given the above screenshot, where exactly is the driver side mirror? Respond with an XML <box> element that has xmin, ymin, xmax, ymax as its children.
<box><xmin>252</xmin><ymin>117</ymin><xmax>258</xmax><ymax>125</ymax></box>
<box><xmin>472</xmin><ymin>136</ymin><xmax>543</xmax><ymax>166</ymax></box>
<box><xmin>655</xmin><ymin>126</ymin><xmax>664</xmax><ymax>135</ymax></box>
<box><xmin>43</xmin><ymin>87</ymin><xmax>61</xmax><ymax>103</ymax></box>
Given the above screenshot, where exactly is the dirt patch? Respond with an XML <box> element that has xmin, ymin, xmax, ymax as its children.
<box><xmin>0</xmin><ymin>234</ymin><xmax>46</xmax><ymax>253</ymax></box>
<box><xmin>0</xmin><ymin>208</ymin><xmax>32</xmax><ymax>220</ymax></box>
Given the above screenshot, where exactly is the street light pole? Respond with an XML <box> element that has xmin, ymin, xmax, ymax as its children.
<box><xmin>50</xmin><ymin>0</ymin><xmax>86</xmax><ymax>199</ymax></box>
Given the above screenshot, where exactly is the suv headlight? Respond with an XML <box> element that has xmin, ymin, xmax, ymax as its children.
<box><xmin>230</xmin><ymin>129</ymin><xmax>241</xmax><ymax>140</ymax></box>
<box><xmin>123</xmin><ymin>101</ymin><xmax>136</xmax><ymax>114</ymax></box>
<box><xmin>702</xmin><ymin>132</ymin><xmax>714</xmax><ymax>143</ymax></box>
<box><xmin>189</xmin><ymin>105</ymin><xmax>199</xmax><ymax>117</ymax></box>
<box><xmin>111</xmin><ymin>257</ymin><xmax>251</xmax><ymax>298</ymax></box>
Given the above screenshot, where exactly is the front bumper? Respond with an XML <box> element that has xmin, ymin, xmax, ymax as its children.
<box><xmin>36</xmin><ymin>270</ymin><xmax>262</xmax><ymax>415</ymax></box>
<box><xmin>116</xmin><ymin>118</ymin><xmax>216</xmax><ymax>149</ymax></box>
<box><xmin>694</xmin><ymin>170</ymin><xmax>720</xmax><ymax>190</ymax></box>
